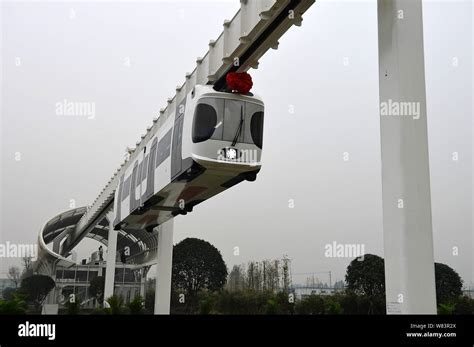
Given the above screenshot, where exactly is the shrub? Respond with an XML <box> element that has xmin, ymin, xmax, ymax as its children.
<box><xmin>324</xmin><ymin>295</ymin><xmax>343</xmax><ymax>314</ymax></box>
<box><xmin>438</xmin><ymin>303</ymin><xmax>455</xmax><ymax>315</ymax></box>
<box><xmin>295</xmin><ymin>295</ymin><xmax>325</xmax><ymax>315</ymax></box>
<box><xmin>65</xmin><ymin>300</ymin><xmax>80</xmax><ymax>315</ymax></box>
<box><xmin>215</xmin><ymin>290</ymin><xmax>274</xmax><ymax>314</ymax></box>
<box><xmin>127</xmin><ymin>295</ymin><xmax>144</xmax><ymax>314</ymax></box>
<box><xmin>0</xmin><ymin>296</ymin><xmax>27</xmax><ymax>314</ymax></box>
<box><xmin>453</xmin><ymin>296</ymin><xmax>474</xmax><ymax>314</ymax></box>
<box><xmin>105</xmin><ymin>295</ymin><xmax>124</xmax><ymax>315</ymax></box>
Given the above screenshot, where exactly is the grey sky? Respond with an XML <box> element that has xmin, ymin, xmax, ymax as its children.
<box><xmin>1</xmin><ymin>0</ymin><xmax>472</xmax><ymax>287</ymax></box>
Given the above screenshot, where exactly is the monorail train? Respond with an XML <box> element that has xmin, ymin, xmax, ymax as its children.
<box><xmin>113</xmin><ymin>84</ymin><xmax>264</xmax><ymax>232</ymax></box>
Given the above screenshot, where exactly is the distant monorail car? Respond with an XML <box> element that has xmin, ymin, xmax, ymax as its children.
<box><xmin>113</xmin><ymin>85</ymin><xmax>264</xmax><ymax>232</ymax></box>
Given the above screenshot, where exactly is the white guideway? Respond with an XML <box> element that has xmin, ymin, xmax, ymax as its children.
<box><xmin>18</xmin><ymin>322</ymin><xmax>56</xmax><ymax>341</ymax></box>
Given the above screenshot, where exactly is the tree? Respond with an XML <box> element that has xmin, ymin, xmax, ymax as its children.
<box><xmin>227</xmin><ymin>265</ymin><xmax>247</xmax><ymax>292</ymax></box>
<box><xmin>20</xmin><ymin>275</ymin><xmax>55</xmax><ymax>310</ymax></box>
<box><xmin>345</xmin><ymin>255</ymin><xmax>464</xmax><ymax>308</ymax></box>
<box><xmin>172</xmin><ymin>238</ymin><xmax>227</xmax><ymax>297</ymax></box>
<box><xmin>21</xmin><ymin>256</ymin><xmax>34</xmax><ymax>278</ymax></box>
<box><xmin>7</xmin><ymin>266</ymin><xmax>21</xmax><ymax>288</ymax></box>
<box><xmin>345</xmin><ymin>254</ymin><xmax>385</xmax><ymax>298</ymax></box>
<box><xmin>281</xmin><ymin>255</ymin><xmax>292</xmax><ymax>292</ymax></box>
<box><xmin>435</xmin><ymin>262</ymin><xmax>463</xmax><ymax>304</ymax></box>
<box><xmin>89</xmin><ymin>276</ymin><xmax>105</xmax><ymax>305</ymax></box>
<box><xmin>2</xmin><ymin>287</ymin><xmax>17</xmax><ymax>301</ymax></box>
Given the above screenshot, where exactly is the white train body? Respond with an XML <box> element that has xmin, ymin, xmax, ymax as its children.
<box><xmin>113</xmin><ymin>85</ymin><xmax>264</xmax><ymax>231</ymax></box>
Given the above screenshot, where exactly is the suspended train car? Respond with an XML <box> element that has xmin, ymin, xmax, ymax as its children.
<box><xmin>113</xmin><ymin>84</ymin><xmax>264</xmax><ymax>232</ymax></box>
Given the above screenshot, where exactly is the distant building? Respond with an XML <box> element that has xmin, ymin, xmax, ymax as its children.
<box><xmin>43</xmin><ymin>252</ymin><xmax>147</xmax><ymax>309</ymax></box>
<box><xmin>292</xmin><ymin>285</ymin><xmax>345</xmax><ymax>300</ymax></box>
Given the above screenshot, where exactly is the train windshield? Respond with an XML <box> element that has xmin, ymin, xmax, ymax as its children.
<box><xmin>192</xmin><ymin>98</ymin><xmax>264</xmax><ymax>148</ymax></box>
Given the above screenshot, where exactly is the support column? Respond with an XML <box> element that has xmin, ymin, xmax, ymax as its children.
<box><xmin>154</xmin><ymin>219</ymin><xmax>174</xmax><ymax>314</ymax></box>
<box><xmin>378</xmin><ymin>0</ymin><xmax>437</xmax><ymax>314</ymax></box>
<box><xmin>103</xmin><ymin>210</ymin><xmax>118</xmax><ymax>307</ymax></box>
<box><xmin>139</xmin><ymin>267</ymin><xmax>147</xmax><ymax>298</ymax></box>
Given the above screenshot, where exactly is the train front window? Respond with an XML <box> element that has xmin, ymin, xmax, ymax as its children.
<box><xmin>250</xmin><ymin>111</ymin><xmax>264</xmax><ymax>149</ymax></box>
<box><xmin>192</xmin><ymin>103</ymin><xmax>217</xmax><ymax>143</ymax></box>
<box><xmin>223</xmin><ymin>100</ymin><xmax>244</xmax><ymax>143</ymax></box>
<box><xmin>194</xmin><ymin>97</ymin><xmax>263</xmax><ymax>147</ymax></box>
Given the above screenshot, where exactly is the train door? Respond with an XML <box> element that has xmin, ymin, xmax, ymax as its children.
<box><xmin>113</xmin><ymin>175</ymin><xmax>124</xmax><ymax>228</ymax></box>
<box><xmin>171</xmin><ymin>115</ymin><xmax>184</xmax><ymax>179</ymax></box>
<box><xmin>129</xmin><ymin>161</ymin><xmax>139</xmax><ymax>213</ymax></box>
<box><xmin>129</xmin><ymin>149</ymin><xmax>145</xmax><ymax>214</ymax></box>
<box><xmin>143</xmin><ymin>137</ymin><xmax>157</xmax><ymax>202</ymax></box>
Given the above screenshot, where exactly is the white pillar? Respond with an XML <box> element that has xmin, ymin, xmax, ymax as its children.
<box><xmin>139</xmin><ymin>267</ymin><xmax>146</xmax><ymax>298</ymax></box>
<box><xmin>154</xmin><ymin>219</ymin><xmax>174</xmax><ymax>314</ymax></box>
<box><xmin>104</xmin><ymin>211</ymin><xmax>118</xmax><ymax>306</ymax></box>
<box><xmin>378</xmin><ymin>0</ymin><xmax>437</xmax><ymax>314</ymax></box>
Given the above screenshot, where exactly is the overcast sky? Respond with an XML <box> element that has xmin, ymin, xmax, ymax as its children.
<box><xmin>1</xmin><ymin>0</ymin><xmax>472</xmax><ymax>287</ymax></box>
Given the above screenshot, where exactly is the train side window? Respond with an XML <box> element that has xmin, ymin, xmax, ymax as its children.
<box><xmin>130</xmin><ymin>163</ymin><xmax>139</xmax><ymax>211</ymax></box>
<box><xmin>156</xmin><ymin>129</ymin><xmax>172</xmax><ymax>167</ymax></box>
<box><xmin>250</xmin><ymin>111</ymin><xmax>264</xmax><ymax>149</ymax></box>
<box><xmin>141</xmin><ymin>154</ymin><xmax>148</xmax><ymax>182</ymax></box>
<box><xmin>137</xmin><ymin>161</ymin><xmax>143</xmax><ymax>186</ymax></box>
<box><xmin>122</xmin><ymin>176</ymin><xmax>131</xmax><ymax>200</ymax></box>
<box><xmin>192</xmin><ymin>103</ymin><xmax>217</xmax><ymax>143</ymax></box>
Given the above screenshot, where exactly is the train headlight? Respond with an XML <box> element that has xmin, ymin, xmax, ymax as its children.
<box><xmin>220</xmin><ymin>147</ymin><xmax>239</xmax><ymax>161</ymax></box>
<box><xmin>226</xmin><ymin>148</ymin><xmax>238</xmax><ymax>160</ymax></box>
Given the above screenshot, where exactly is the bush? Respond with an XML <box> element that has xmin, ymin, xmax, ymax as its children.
<box><xmin>324</xmin><ymin>295</ymin><xmax>343</xmax><ymax>314</ymax></box>
<box><xmin>438</xmin><ymin>303</ymin><xmax>455</xmax><ymax>315</ymax></box>
<box><xmin>295</xmin><ymin>295</ymin><xmax>325</xmax><ymax>315</ymax></box>
<box><xmin>264</xmin><ymin>299</ymin><xmax>279</xmax><ymax>314</ymax></box>
<box><xmin>215</xmin><ymin>290</ymin><xmax>275</xmax><ymax>314</ymax></box>
<box><xmin>274</xmin><ymin>292</ymin><xmax>295</xmax><ymax>315</ymax></box>
<box><xmin>453</xmin><ymin>296</ymin><xmax>474</xmax><ymax>314</ymax></box>
<box><xmin>105</xmin><ymin>295</ymin><xmax>124</xmax><ymax>315</ymax></box>
<box><xmin>0</xmin><ymin>296</ymin><xmax>27</xmax><ymax>314</ymax></box>
<box><xmin>65</xmin><ymin>300</ymin><xmax>80</xmax><ymax>315</ymax></box>
<box><xmin>198</xmin><ymin>292</ymin><xmax>219</xmax><ymax>315</ymax></box>
<box><xmin>90</xmin><ymin>307</ymin><xmax>107</xmax><ymax>315</ymax></box>
<box><xmin>2</xmin><ymin>287</ymin><xmax>17</xmax><ymax>301</ymax></box>
<box><xmin>127</xmin><ymin>296</ymin><xmax>144</xmax><ymax>314</ymax></box>
<box><xmin>337</xmin><ymin>292</ymin><xmax>385</xmax><ymax>314</ymax></box>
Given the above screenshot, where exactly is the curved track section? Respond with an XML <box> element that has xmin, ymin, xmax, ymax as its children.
<box><xmin>34</xmin><ymin>207</ymin><xmax>159</xmax><ymax>275</ymax></box>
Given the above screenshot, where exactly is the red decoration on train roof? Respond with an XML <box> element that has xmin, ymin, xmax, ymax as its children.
<box><xmin>226</xmin><ymin>72</ymin><xmax>253</xmax><ymax>94</ymax></box>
